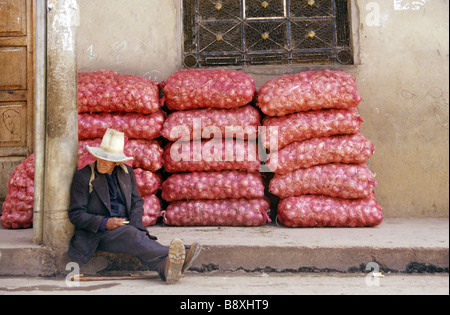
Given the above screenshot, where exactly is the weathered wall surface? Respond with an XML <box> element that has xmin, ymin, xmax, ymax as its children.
<box><xmin>76</xmin><ymin>0</ymin><xmax>182</xmax><ymax>81</ymax></box>
<box><xmin>355</xmin><ymin>0</ymin><xmax>449</xmax><ymax>217</ymax></box>
<box><xmin>76</xmin><ymin>0</ymin><xmax>449</xmax><ymax>217</ymax></box>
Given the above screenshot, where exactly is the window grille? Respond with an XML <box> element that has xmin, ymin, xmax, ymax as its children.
<box><xmin>183</xmin><ymin>0</ymin><xmax>353</xmax><ymax>68</ymax></box>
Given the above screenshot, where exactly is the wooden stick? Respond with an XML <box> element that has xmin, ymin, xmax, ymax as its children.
<box><xmin>70</xmin><ymin>274</ymin><xmax>159</xmax><ymax>282</ymax></box>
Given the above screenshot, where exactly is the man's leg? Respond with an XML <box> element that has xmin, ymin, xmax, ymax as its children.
<box><xmin>98</xmin><ymin>225</ymin><xmax>169</xmax><ymax>273</ymax></box>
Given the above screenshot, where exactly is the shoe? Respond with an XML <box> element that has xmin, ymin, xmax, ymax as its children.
<box><xmin>182</xmin><ymin>242</ymin><xmax>202</xmax><ymax>273</ymax></box>
<box><xmin>163</xmin><ymin>238</ymin><xmax>186</xmax><ymax>284</ymax></box>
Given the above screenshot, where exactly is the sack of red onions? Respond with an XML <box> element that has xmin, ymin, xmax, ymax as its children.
<box><xmin>78</xmin><ymin>110</ymin><xmax>166</xmax><ymax>141</ymax></box>
<box><xmin>269</xmin><ymin>163</ymin><xmax>377</xmax><ymax>199</ymax></box>
<box><xmin>161</xmin><ymin>105</ymin><xmax>260</xmax><ymax>141</ymax></box>
<box><xmin>267</xmin><ymin>134</ymin><xmax>375</xmax><ymax>175</ymax></box>
<box><xmin>124</xmin><ymin>139</ymin><xmax>164</xmax><ymax>172</ymax></box>
<box><xmin>258</xmin><ymin>69</ymin><xmax>362</xmax><ymax>117</ymax></box>
<box><xmin>133</xmin><ymin>168</ymin><xmax>162</xmax><ymax>196</ymax></box>
<box><xmin>262</xmin><ymin>108</ymin><xmax>363</xmax><ymax>151</ymax></box>
<box><xmin>163</xmin><ymin>139</ymin><xmax>260</xmax><ymax>173</ymax></box>
<box><xmin>161</xmin><ymin>171</ymin><xmax>265</xmax><ymax>202</ymax></box>
<box><xmin>163</xmin><ymin>198</ymin><xmax>271</xmax><ymax>227</ymax></box>
<box><xmin>142</xmin><ymin>195</ymin><xmax>163</xmax><ymax>227</ymax></box>
<box><xmin>78</xmin><ymin>70</ymin><xmax>161</xmax><ymax>114</ymax></box>
<box><xmin>277</xmin><ymin>194</ymin><xmax>383</xmax><ymax>227</ymax></box>
<box><xmin>1</xmin><ymin>154</ymin><xmax>35</xmax><ymax>229</ymax></box>
<box><xmin>1</xmin><ymin>198</ymin><xmax>33</xmax><ymax>229</ymax></box>
<box><xmin>163</xmin><ymin>69</ymin><xmax>256</xmax><ymax>111</ymax></box>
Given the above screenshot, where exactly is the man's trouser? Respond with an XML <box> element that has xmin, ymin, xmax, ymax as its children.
<box><xmin>97</xmin><ymin>225</ymin><xmax>169</xmax><ymax>273</ymax></box>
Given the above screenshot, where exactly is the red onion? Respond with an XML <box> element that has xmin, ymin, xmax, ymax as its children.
<box><xmin>277</xmin><ymin>193</ymin><xmax>383</xmax><ymax>227</ymax></box>
<box><xmin>267</xmin><ymin>134</ymin><xmax>375</xmax><ymax>174</ymax></box>
<box><xmin>1</xmin><ymin>154</ymin><xmax>35</xmax><ymax>229</ymax></box>
<box><xmin>161</xmin><ymin>105</ymin><xmax>260</xmax><ymax>141</ymax></box>
<box><xmin>123</xmin><ymin>139</ymin><xmax>164</xmax><ymax>172</ymax></box>
<box><xmin>78</xmin><ymin>110</ymin><xmax>166</xmax><ymax>141</ymax></box>
<box><xmin>0</xmin><ymin>197</ymin><xmax>33</xmax><ymax>229</ymax></box>
<box><xmin>269</xmin><ymin>163</ymin><xmax>377</xmax><ymax>199</ymax></box>
<box><xmin>163</xmin><ymin>139</ymin><xmax>260</xmax><ymax>173</ymax></box>
<box><xmin>163</xmin><ymin>198</ymin><xmax>271</xmax><ymax>227</ymax></box>
<box><xmin>133</xmin><ymin>168</ymin><xmax>162</xmax><ymax>196</ymax></box>
<box><xmin>258</xmin><ymin>69</ymin><xmax>362</xmax><ymax>116</ymax></box>
<box><xmin>1</xmin><ymin>153</ymin><xmax>165</xmax><ymax>230</ymax></box>
<box><xmin>78</xmin><ymin>70</ymin><xmax>161</xmax><ymax>114</ymax></box>
<box><xmin>164</xmin><ymin>69</ymin><xmax>256</xmax><ymax>110</ymax></box>
<box><xmin>262</xmin><ymin>108</ymin><xmax>363</xmax><ymax>151</ymax></box>
<box><xmin>142</xmin><ymin>195</ymin><xmax>163</xmax><ymax>227</ymax></box>
<box><xmin>161</xmin><ymin>171</ymin><xmax>265</xmax><ymax>202</ymax></box>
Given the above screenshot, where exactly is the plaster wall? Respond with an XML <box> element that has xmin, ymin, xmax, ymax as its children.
<box><xmin>355</xmin><ymin>0</ymin><xmax>449</xmax><ymax>217</ymax></box>
<box><xmin>76</xmin><ymin>0</ymin><xmax>182</xmax><ymax>81</ymax></box>
<box><xmin>76</xmin><ymin>0</ymin><xmax>449</xmax><ymax>217</ymax></box>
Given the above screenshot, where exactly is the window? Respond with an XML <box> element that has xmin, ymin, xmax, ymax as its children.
<box><xmin>183</xmin><ymin>0</ymin><xmax>353</xmax><ymax>68</ymax></box>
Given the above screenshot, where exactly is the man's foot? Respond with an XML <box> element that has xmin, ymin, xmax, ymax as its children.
<box><xmin>183</xmin><ymin>242</ymin><xmax>202</xmax><ymax>273</ymax></box>
<box><xmin>163</xmin><ymin>238</ymin><xmax>186</xmax><ymax>284</ymax></box>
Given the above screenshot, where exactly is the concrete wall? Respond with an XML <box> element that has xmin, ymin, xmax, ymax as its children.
<box><xmin>76</xmin><ymin>0</ymin><xmax>182</xmax><ymax>81</ymax></box>
<box><xmin>355</xmin><ymin>0</ymin><xmax>449</xmax><ymax>218</ymax></box>
<box><xmin>76</xmin><ymin>0</ymin><xmax>449</xmax><ymax>218</ymax></box>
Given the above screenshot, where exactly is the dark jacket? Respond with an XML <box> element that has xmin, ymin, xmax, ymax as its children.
<box><xmin>68</xmin><ymin>162</ymin><xmax>150</xmax><ymax>264</ymax></box>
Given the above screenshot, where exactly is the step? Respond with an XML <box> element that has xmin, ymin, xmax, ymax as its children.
<box><xmin>0</xmin><ymin>218</ymin><xmax>448</xmax><ymax>277</ymax></box>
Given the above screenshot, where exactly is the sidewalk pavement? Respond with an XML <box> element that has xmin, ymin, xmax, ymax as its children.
<box><xmin>1</xmin><ymin>272</ymin><xmax>449</xmax><ymax>295</ymax></box>
<box><xmin>0</xmin><ymin>218</ymin><xmax>448</xmax><ymax>277</ymax></box>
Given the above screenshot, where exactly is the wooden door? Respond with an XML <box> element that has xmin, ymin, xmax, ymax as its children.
<box><xmin>0</xmin><ymin>0</ymin><xmax>35</xmax><ymax>209</ymax></box>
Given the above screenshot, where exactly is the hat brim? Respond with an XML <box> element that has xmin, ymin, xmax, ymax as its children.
<box><xmin>87</xmin><ymin>145</ymin><xmax>134</xmax><ymax>163</ymax></box>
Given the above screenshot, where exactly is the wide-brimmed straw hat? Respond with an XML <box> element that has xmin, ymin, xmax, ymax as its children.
<box><xmin>86</xmin><ymin>128</ymin><xmax>134</xmax><ymax>163</ymax></box>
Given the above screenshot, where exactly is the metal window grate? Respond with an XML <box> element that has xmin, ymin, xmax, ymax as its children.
<box><xmin>183</xmin><ymin>0</ymin><xmax>353</xmax><ymax>68</ymax></box>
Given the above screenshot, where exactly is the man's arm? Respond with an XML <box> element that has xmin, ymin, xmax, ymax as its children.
<box><xmin>68</xmin><ymin>168</ymin><xmax>105</xmax><ymax>233</ymax></box>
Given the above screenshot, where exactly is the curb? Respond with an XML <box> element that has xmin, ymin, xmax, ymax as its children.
<box><xmin>1</xmin><ymin>219</ymin><xmax>448</xmax><ymax>277</ymax></box>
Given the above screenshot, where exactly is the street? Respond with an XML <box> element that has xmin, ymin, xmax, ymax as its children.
<box><xmin>1</xmin><ymin>271</ymin><xmax>448</xmax><ymax>296</ymax></box>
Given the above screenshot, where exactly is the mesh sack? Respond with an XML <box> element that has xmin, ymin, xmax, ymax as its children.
<box><xmin>277</xmin><ymin>193</ymin><xmax>383</xmax><ymax>227</ymax></box>
<box><xmin>163</xmin><ymin>198</ymin><xmax>271</xmax><ymax>227</ymax></box>
<box><xmin>258</xmin><ymin>70</ymin><xmax>361</xmax><ymax>116</ymax></box>
<box><xmin>164</xmin><ymin>69</ymin><xmax>256</xmax><ymax>110</ymax></box>
<box><xmin>78</xmin><ymin>70</ymin><xmax>161</xmax><ymax>114</ymax></box>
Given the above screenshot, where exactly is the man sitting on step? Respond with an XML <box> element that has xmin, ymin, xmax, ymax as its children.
<box><xmin>68</xmin><ymin>128</ymin><xmax>202</xmax><ymax>284</ymax></box>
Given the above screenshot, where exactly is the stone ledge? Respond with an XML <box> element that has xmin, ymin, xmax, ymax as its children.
<box><xmin>1</xmin><ymin>218</ymin><xmax>448</xmax><ymax>277</ymax></box>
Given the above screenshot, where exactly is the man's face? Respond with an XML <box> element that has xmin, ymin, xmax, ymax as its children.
<box><xmin>96</xmin><ymin>158</ymin><xmax>118</xmax><ymax>175</ymax></box>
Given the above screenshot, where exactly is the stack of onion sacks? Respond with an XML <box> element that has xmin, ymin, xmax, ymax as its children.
<box><xmin>259</xmin><ymin>70</ymin><xmax>383</xmax><ymax>227</ymax></box>
<box><xmin>1</xmin><ymin>154</ymin><xmax>35</xmax><ymax>229</ymax></box>
<box><xmin>78</xmin><ymin>70</ymin><xmax>165</xmax><ymax>226</ymax></box>
<box><xmin>160</xmin><ymin>69</ymin><xmax>270</xmax><ymax>227</ymax></box>
<box><xmin>0</xmin><ymin>140</ymin><xmax>164</xmax><ymax>229</ymax></box>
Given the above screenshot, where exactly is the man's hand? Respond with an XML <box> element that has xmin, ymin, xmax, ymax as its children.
<box><xmin>106</xmin><ymin>218</ymin><xmax>129</xmax><ymax>231</ymax></box>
